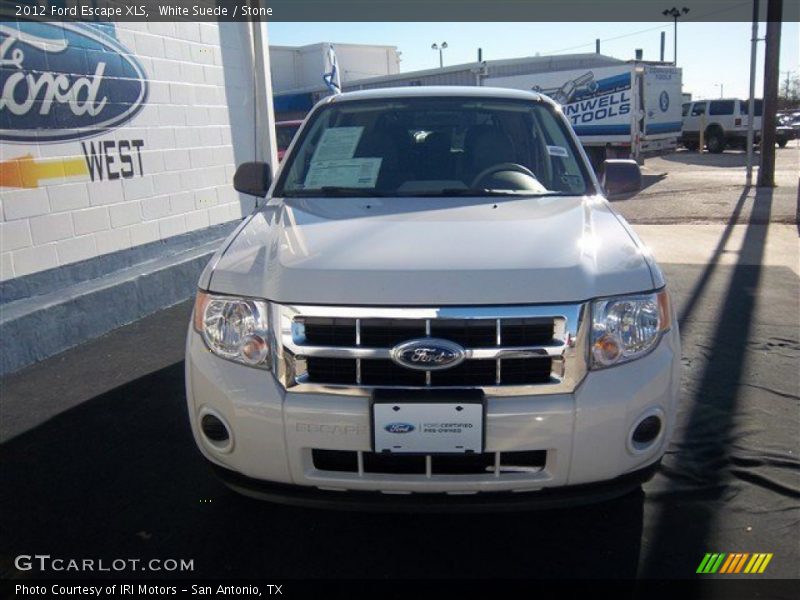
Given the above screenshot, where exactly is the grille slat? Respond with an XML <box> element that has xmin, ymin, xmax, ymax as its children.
<box><xmin>361</xmin><ymin>360</ymin><xmax>427</xmax><ymax>387</ymax></box>
<box><xmin>304</xmin><ymin>357</ymin><xmax>357</xmax><ymax>385</ymax></box>
<box><xmin>501</xmin><ymin>318</ymin><xmax>554</xmax><ymax>346</ymax></box>
<box><xmin>360</xmin><ymin>319</ymin><xmax>427</xmax><ymax>347</ymax></box>
<box><xmin>302</xmin><ymin>318</ymin><xmax>555</xmax><ymax>349</ymax></box>
<box><xmin>302</xmin><ymin>318</ymin><xmax>357</xmax><ymax>346</ymax></box>
<box><xmin>430</xmin><ymin>319</ymin><xmax>497</xmax><ymax>347</ymax></box>
<box><xmin>297</xmin><ymin>315</ymin><xmax>558</xmax><ymax>388</ymax></box>
<box><xmin>430</xmin><ymin>360</ymin><xmax>498</xmax><ymax>386</ymax></box>
<box><xmin>312</xmin><ymin>449</ymin><xmax>547</xmax><ymax>475</ymax></box>
<box><xmin>305</xmin><ymin>357</ymin><xmax>552</xmax><ymax>387</ymax></box>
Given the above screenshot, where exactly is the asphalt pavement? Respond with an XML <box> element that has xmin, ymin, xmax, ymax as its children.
<box><xmin>612</xmin><ymin>142</ymin><xmax>799</xmax><ymax>225</ymax></box>
<box><xmin>1</xmin><ymin>150</ymin><xmax>798</xmax><ymax>583</ymax></box>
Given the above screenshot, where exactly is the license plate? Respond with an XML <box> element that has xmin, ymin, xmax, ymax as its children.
<box><xmin>372</xmin><ymin>401</ymin><xmax>484</xmax><ymax>454</ymax></box>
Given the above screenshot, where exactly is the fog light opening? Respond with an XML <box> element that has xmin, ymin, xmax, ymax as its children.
<box><xmin>199</xmin><ymin>410</ymin><xmax>233</xmax><ymax>453</ymax></box>
<box><xmin>630</xmin><ymin>413</ymin><xmax>663</xmax><ymax>452</ymax></box>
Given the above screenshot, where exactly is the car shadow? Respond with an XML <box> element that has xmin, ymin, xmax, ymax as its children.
<box><xmin>608</xmin><ymin>173</ymin><xmax>668</xmax><ymax>203</ymax></box>
<box><xmin>0</xmin><ymin>361</ymin><xmax>644</xmax><ymax>580</ymax></box>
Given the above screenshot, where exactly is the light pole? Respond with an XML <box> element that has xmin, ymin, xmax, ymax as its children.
<box><xmin>662</xmin><ymin>6</ymin><xmax>690</xmax><ymax>65</ymax></box>
<box><xmin>431</xmin><ymin>42</ymin><xmax>448</xmax><ymax>68</ymax></box>
<box><xmin>715</xmin><ymin>83</ymin><xmax>724</xmax><ymax>98</ymax></box>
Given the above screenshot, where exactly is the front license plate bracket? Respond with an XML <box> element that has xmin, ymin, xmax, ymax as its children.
<box><xmin>371</xmin><ymin>389</ymin><xmax>485</xmax><ymax>455</ymax></box>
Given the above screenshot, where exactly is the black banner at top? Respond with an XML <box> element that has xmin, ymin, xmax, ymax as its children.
<box><xmin>2</xmin><ymin>0</ymin><xmax>798</xmax><ymax>22</ymax></box>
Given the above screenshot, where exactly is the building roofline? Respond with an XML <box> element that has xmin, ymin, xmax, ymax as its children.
<box><xmin>273</xmin><ymin>52</ymin><xmax>630</xmax><ymax>98</ymax></box>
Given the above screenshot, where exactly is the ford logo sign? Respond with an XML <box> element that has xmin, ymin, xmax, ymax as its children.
<box><xmin>0</xmin><ymin>22</ymin><xmax>148</xmax><ymax>143</ymax></box>
<box><xmin>384</xmin><ymin>423</ymin><xmax>415</xmax><ymax>434</ymax></box>
<box><xmin>390</xmin><ymin>338</ymin><xmax>466</xmax><ymax>371</ymax></box>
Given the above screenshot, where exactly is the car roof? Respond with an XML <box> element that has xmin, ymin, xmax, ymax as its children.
<box><xmin>324</xmin><ymin>86</ymin><xmax>546</xmax><ymax>105</ymax></box>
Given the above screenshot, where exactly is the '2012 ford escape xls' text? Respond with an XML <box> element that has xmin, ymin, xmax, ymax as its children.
<box><xmin>186</xmin><ymin>87</ymin><xmax>680</xmax><ymax>510</ymax></box>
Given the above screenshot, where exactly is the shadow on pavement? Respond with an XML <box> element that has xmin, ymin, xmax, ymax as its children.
<box><xmin>641</xmin><ymin>187</ymin><xmax>800</xmax><ymax>577</ymax></box>
<box><xmin>0</xmin><ymin>362</ymin><xmax>645</xmax><ymax>579</ymax></box>
<box><xmin>640</xmin><ymin>173</ymin><xmax>668</xmax><ymax>192</ymax></box>
<box><xmin>660</xmin><ymin>149</ymin><xmax>758</xmax><ymax>169</ymax></box>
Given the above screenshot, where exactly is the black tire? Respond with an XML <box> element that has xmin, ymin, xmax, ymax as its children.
<box><xmin>683</xmin><ymin>141</ymin><xmax>699</xmax><ymax>151</ymax></box>
<box><xmin>706</xmin><ymin>130</ymin><xmax>725</xmax><ymax>153</ymax></box>
<box><xmin>777</xmin><ymin>139</ymin><xmax>788</xmax><ymax>148</ymax></box>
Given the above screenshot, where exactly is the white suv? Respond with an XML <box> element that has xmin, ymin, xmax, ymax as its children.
<box><xmin>186</xmin><ymin>87</ymin><xmax>681</xmax><ymax>510</ymax></box>
<box><xmin>681</xmin><ymin>98</ymin><xmax>762</xmax><ymax>153</ymax></box>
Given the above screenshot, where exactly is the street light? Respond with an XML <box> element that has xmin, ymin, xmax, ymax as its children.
<box><xmin>714</xmin><ymin>83</ymin><xmax>724</xmax><ymax>98</ymax></box>
<box><xmin>662</xmin><ymin>6</ymin><xmax>689</xmax><ymax>65</ymax></box>
<box><xmin>431</xmin><ymin>41</ymin><xmax>448</xmax><ymax>68</ymax></box>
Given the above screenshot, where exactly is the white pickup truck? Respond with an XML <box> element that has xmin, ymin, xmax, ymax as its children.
<box><xmin>186</xmin><ymin>87</ymin><xmax>681</xmax><ymax>510</ymax></box>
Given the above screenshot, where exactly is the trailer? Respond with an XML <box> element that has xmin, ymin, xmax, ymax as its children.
<box><xmin>487</xmin><ymin>62</ymin><xmax>683</xmax><ymax>168</ymax></box>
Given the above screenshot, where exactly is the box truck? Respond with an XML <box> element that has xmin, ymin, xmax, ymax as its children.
<box><xmin>487</xmin><ymin>63</ymin><xmax>683</xmax><ymax>168</ymax></box>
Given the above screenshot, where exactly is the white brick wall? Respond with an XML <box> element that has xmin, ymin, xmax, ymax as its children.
<box><xmin>0</xmin><ymin>22</ymin><xmax>257</xmax><ymax>282</ymax></box>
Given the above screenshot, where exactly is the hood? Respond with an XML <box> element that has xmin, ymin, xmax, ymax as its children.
<box><xmin>207</xmin><ymin>196</ymin><xmax>656</xmax><ymax>306</ymax></box>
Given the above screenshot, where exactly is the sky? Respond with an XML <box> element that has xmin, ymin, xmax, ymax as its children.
<box><xmin>269</xmin><ymin>21</ymin><xmax>799</xmax><ymax>100</ymax></box>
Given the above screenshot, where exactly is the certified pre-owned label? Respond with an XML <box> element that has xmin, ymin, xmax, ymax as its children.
<box><xmin>422</xmin><ymin>422</ymin><xmax>475</xmax><ymax>434</ymax></box>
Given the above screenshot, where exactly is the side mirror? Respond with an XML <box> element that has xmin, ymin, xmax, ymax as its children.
<box><xmin>602</xmin><ymin>159</ymin><xmax>642</xmax><ymax>198</ymax></box>
<box><xmin>233</xmin><ymin>162</ymin><xmax>272</xmax><ymax>197</ymax></box>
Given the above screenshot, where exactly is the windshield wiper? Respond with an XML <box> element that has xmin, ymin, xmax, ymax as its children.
<box><xmin>410</xmin><ymin>188</ymin><xmax>561</xmax><ymax>197</ymax></box>
<box><xmin>282</xmin><ymin>186</ymin><xmax>390</xmax><ymax>197</ymax></box>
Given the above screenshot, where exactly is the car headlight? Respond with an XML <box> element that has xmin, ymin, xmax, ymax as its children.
<box><xmin>193</xmin><ymin>291</ymin><xmax>271</xmax><ymax>369</ymax></box>
<box><xmin>590</xmin><ymin>289</ymin><xmax>672</xmax><ymax>369</ymax></box>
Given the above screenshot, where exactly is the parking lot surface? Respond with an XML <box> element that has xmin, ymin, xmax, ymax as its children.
<box><xmin>1</xmin><ymin>150</ymin><xmax>798</xmax><ymax>581</ymax></box>
<box><xmin>612</xmin><ymin>143</ymin><xmax>799</xmax><ymax>225</ymax></box>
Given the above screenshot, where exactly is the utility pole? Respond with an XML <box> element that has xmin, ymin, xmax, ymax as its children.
<box><xmin>745</xmin><ymin>0</ymin><xmax>760</xmax><ymax>186</ymax></box>
<box><xmin>758</xmin><ymin>0</ymin><xmax>782</xmax><ymax>187</ymax></box>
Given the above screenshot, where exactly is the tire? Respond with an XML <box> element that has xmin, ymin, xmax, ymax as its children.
<box><xmin>683</xmin><ymin>141</ymin><xmax>699</xmax><ymax>151</ymax></box>
<box><xmin>706</xmin><ymin>130</ymin><xmax>725</xmax><ymax>154</ymax></box>
<box><xmin>778</xmin><ymin>139</ymin><xmax>788</xmax><ymax>148</ymax></box>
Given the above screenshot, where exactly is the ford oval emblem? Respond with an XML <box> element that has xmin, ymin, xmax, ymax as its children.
<box><xmin>0</xmin><ymin>22</ymin><xmax>148</xmax><ymax>143</ymax></box>
<box><xmin>390</xmin><ymin>338</ymin><xmax>466</xmax><ymax>371</ymax></box>
<box><xmin>384</xmin><ymin>422</ymin><xmax>415</xmax><ymax>434</ymax></box>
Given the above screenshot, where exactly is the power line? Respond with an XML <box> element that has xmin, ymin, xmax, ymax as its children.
<box><xmin>548</xmin><ymin>23</ymin><xmax>671</xmax><ymax>55</ymax></box>
<box><xmin>545</xmin><ymin>1</ymin><xmax>752</xmax><ymax>56</ymax></box>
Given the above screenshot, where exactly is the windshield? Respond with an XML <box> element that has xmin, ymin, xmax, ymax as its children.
<box><xmin>275</xmin><ymin>97</ymin><xmax>591</xmax><ymax>197</ymax></box>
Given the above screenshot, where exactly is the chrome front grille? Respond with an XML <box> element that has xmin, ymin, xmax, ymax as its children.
<box><xmin>271</xmin><ymin>303</ymin><xmax>588</xmax><ymax>397</ymax></box>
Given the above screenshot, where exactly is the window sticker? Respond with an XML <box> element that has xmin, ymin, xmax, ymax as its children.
<box><xmin>311</xmin><ymin>126</ymin><xmax>364</xmax><ymax>162</ymax></box>
<box><xmin>304</xmin><ymin>158</ymin><xmax>383</xmax><ymax>189</ymax></box>
<box><xmin>547</xmin><ymin>145</ymin><xmax>569</xmax><ymax>157</ymax></box>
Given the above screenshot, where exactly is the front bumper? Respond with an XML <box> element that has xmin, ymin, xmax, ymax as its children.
<box><xmin>185</xmin><ymin>325</ymin><xmax>681</xmax><ymax>499</ymax></box>
<box><xmin>211</xmin><ymin>460</ymin><xmax>659</xmax><ymax>512</ymax></box>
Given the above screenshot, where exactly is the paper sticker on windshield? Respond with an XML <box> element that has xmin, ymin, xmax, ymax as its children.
<box><xmin>311</xmin><ymin>127</ymin><xmax>364</xmax><ymax>161</ymax></box>
<box><xmin>304</xmin><ymin>158</ymin><xmax>382</xmax><ymax>189</ymax></box>
<box><xmin>547</xmin><ymin>145</ymin><xmax>570</xmax><ymax>157</ymax></box>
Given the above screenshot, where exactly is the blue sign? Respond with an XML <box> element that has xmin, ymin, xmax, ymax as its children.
<box><xmin>384</xmin><ymin>423</ymin><xmax>415</xmax><ymax>434</ymax></box>
<box><xmin>0</xmin><ymin>21</ymin><xmax>148</xmax><ymax>143</ymax></box>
